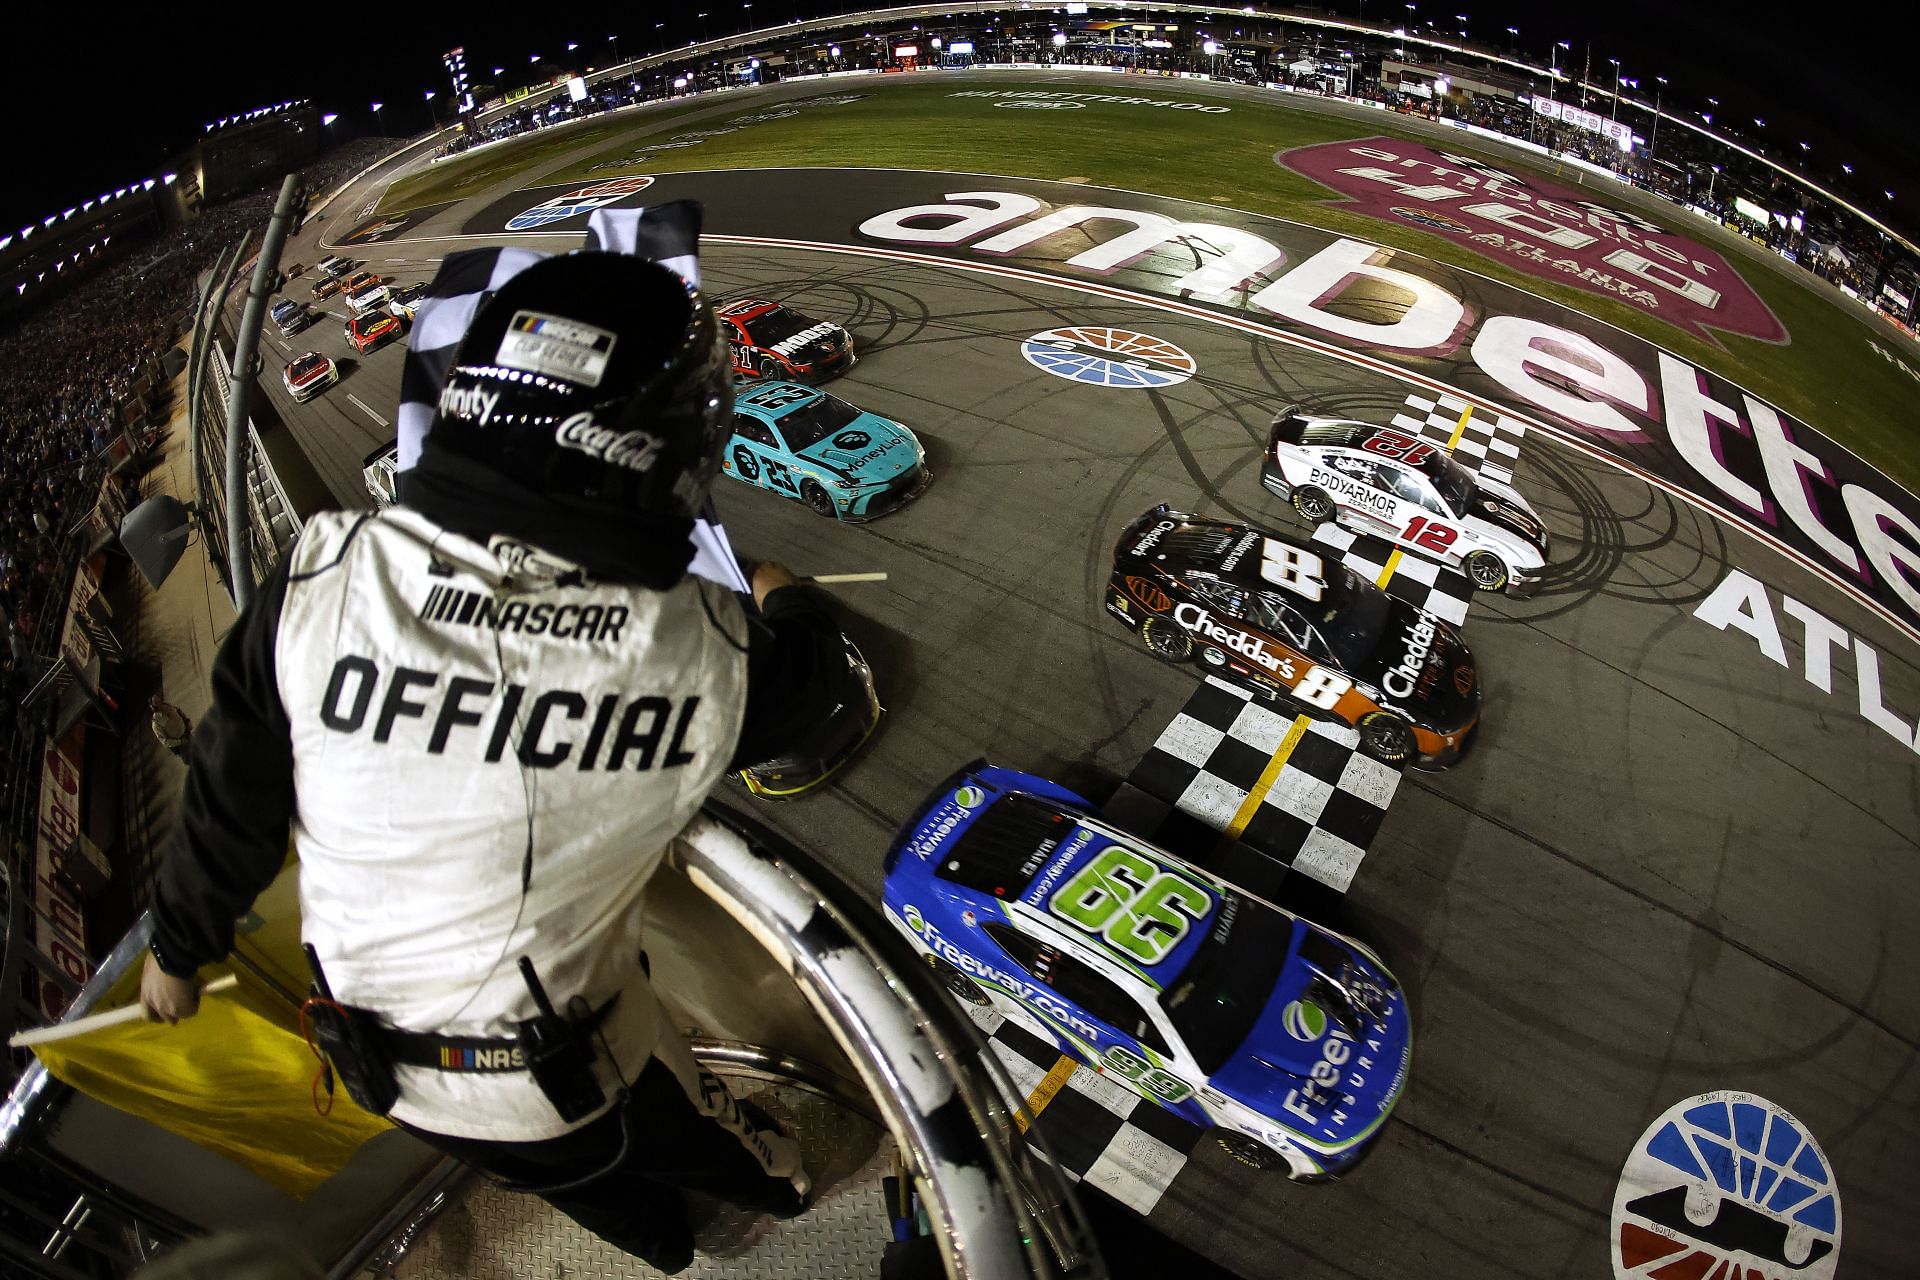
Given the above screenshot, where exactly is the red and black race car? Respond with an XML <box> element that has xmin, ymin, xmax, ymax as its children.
<box><xmin>345</xmin><ymin>311</ymin><xmax>402</xmax><ymax>354</ymax></box>
<box><xmin>1106</xmin><ymin>506</ymin><xmax>1480</xmax><ymax>769</ymax></box>
<box><xmin>717</xmin><ymin>298</ymin><xmax>855</xmax><ymax>383</ymax></box>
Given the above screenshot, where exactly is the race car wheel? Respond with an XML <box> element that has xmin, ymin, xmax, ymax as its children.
<box><xmin>756</xmin><ymin>355</ymin><xmax>781</xmax><ymax>380</ymax></box>
<box><xmin>1292</xmin><ymin>486</ymin><xmax>1336</xmax><ymax>524</ymax></box>
<box><xmin>1464</xmin><ymin>550</ymin><xmax>1510</xmax><ymax>592</ymax></box>
<box><xmin>1216</xmin><ymin>1132</ymin><xmax>1292</xmax><ymax>1172</ymax></box>
<box><xmin>926</xmin><ymin>955</ymin><xmax>991</xmax><ymax>1007</ymax></box>
<box><xmin>801</xmin><ymin>480</ymin><xmax>838</xmax><ymax>518</ymax></box>
<box><xmin>1140</xmin><ymin>616</ymin><xmax>1194</xmax><ymax>663</ymax></box>
<box><xmin>1357</xmin><ymin>712</ymin><xmax>1415</xmax><ymax>766</ymax></box>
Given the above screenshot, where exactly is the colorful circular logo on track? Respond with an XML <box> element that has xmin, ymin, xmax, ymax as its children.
<box><xmin>1390</xmin><ymin>206</ymin><xmax>1472</xmax><ymax>234</ymax></box>
<box><xmin>1021</xmin><ymin>327</ymin><xmax>1197</xmax><ymax>389</ymax></box>
<box><xmin>505</xmin><ymin>176</ymin><xmax>656</xmax><ymax>231</ymax></box>
<box><xmin>1281</xmin><ymin>999</ymin><xmax>1327</xmax><ymax>1042</ymax></box>
<box><xmin>1612</xmin><ymin>1091</ymin><xmax>1840</xmax><ymax>1280</ymax></box>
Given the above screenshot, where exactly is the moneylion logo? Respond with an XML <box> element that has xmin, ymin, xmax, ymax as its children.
<box><xmin>995</xmin><ymin>100</ymin><xmax>1084</xmax><ymax>110</ymax></box>
<box><xmin>1281</xmin><ymin>999</ymin><xmax>1328</xmax><ymax>1042</ymax></box>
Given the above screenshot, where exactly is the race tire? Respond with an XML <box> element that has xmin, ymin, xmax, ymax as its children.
<box><xmin>1292</xmin><ymin>486</ymin><xmax>1336</xmax><ymax>524</ymax></box>
<box><xmin>1216</xmin><ymin>1132</ymin><xmax>1292</xmax><ymax>1172</ymax></box>
<box><xmin>1464</xmin><ymin>550</ymin><xmax>1510</xmax><ymax>593</ymax></box>
<box><xmin>800</xmin><ymin>480</ymin><xmax>838</xmax><ymax>518</ymax></box>
<box><xmin>926</xmin><ymin>955</ymin><xmax>990</xmax><ymax>1007</ymax></box>
<box><xmin>1140</xmin><ymin>616</ymin><xmax>1194</xmax><ymax>663</ymax></box>
<box><xmin>757</xmin><ymin>355</ymin><xmax>781</xmax><ymax>381</ymax></box>
<box><xmin>1357</xmin><ymin>712</ymin><xmax>1415</xmax><ymax>766</ymax></box>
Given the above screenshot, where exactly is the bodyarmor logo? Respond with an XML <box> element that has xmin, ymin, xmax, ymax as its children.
<box><xmin>555</xmin><ymin>413</ymin><xmax>665</xmax><ymax>473</ymax></box>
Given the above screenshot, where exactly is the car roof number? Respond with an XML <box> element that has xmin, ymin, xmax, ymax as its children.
<box><xmin>1258</xmin><ymin>540</ymin><xmax>1326</xmax><ymax>602</ymax></box>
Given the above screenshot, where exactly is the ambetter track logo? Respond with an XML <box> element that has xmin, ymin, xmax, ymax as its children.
<box><xmin>1612</xmin><ymin>1091</ymin><xmax>1840</xmax><ymax>1280</ymax></box>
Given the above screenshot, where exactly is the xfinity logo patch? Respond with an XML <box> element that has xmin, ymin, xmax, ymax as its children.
<box><xmin>555</xmin><ymin>413</ymin><xmax>664</xmax><ymax>473</ymax></box>
<box><xmin>438</xmin><ymin>384</ymin><xmax>500</xmax><ymax>427</ymax></box>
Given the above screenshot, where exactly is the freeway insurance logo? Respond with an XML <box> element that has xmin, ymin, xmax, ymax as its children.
<box><xmin>1020</xmin><ymin>327</ymin><xmax>1196</xmax><ymax>389</ymax></box>
<box><xmin>1612</xmin><ymin>1091</ymin><xmax>1840</xmax><ymax>1280</ymax></box>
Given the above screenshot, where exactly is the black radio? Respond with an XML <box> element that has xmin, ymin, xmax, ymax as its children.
<box><xmin>515</xmin><ymin>956</ymin><xmax>608</xmax><ymax>1124</ymax></box>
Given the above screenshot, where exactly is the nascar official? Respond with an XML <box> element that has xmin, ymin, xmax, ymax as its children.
<box><xmin>139</xmin><ymin>218</ymin><xmax>839</xmax><ymax>1273</ymax></box>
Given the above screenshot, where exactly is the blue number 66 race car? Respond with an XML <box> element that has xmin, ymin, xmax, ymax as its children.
<box><xmin>883</xmin><ymin>763</ymin><xmax>1412</xmax><ymax>1179</ymax></box>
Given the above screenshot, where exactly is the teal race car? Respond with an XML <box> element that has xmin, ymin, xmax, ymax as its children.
<box><xmin>723</xmin><ymin>380</ymin><xmax>929</xmax><ymax>521</ymax></box>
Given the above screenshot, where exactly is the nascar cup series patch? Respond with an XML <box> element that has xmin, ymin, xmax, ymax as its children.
<box><xmin>496</xmin><ymin>312</ymin><xmax>617</xmax><ymax>387</ymax></box>
<box><xmin>1611</xmin><ymin>1091</ymin><xmax>1839</xmax><ymax>1280</ymax></box>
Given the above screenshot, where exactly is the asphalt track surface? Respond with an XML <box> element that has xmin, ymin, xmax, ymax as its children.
<box><xmin>257</xmin><ymin>79</ymin><xmax>1919</xmax><ymax>1278</ymax></box>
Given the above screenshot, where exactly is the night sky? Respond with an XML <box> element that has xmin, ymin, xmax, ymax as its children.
<box><xmin>3</xmin><ymin>4</ymin><xmax>1912</xmax><ymax>239</ymax></box>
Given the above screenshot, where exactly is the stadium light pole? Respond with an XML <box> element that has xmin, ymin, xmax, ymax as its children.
<box><xmin>1608</xmin><ymin>56</ymin><xmax>1621</xmax><ymax>120</ymax></box>
<box><xmin>424</xmin><ymin>90</ymin><xmax>437</xmax><ymax>127</ymax></box>
<box><xmin>1549</xmin><ymin>41</ymin><xmax>1568</xmax><ymax>104</ymax></box>
<box><xmin>1649</xmin><ymin>74</ymin><xmax>1666</xmax><ymax>158</ymax></box>
<box><xmin>1506</xmin><ymin>25</ymin><xmax>1517</xmax><ymax>57</ymax></box>
<box><xmin>371</xmin><ymin>101</ymin><xmax>385</xmax><ymax>136</ymax></box>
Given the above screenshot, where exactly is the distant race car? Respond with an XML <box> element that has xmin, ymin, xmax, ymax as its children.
<box><xmin>1262</xmin><ymin>407</ymin><xmax>1549</xmax><ymax>596</ymax></box>
<box><xmin>718</xmin><ymin>298</ymin><xmax>855</xmax><ymax>383</ymax></box>
<box><xmin>282</xmin><ymin>353</ymin><xmax>338</xmax><ymax>403</ymax></box>
<box><xmin>363</xmin><ymin>441</ymin><xmax>399</xmax><ymax>507</ymax></box>
<box><xmin>310</xmin><ymin>275</ymin><xmax>344</xmax><ymax>301</ymax></box>
<box><xmin>385</xmin><ymin>282</ymin><xmax>428</xmax><ymax>322</ymax></box>
<box><xmin>345</xmin><ymin>278</ymin><xmax>393</xmax><ymax>316</ymax></box>
<box><xmin>316</xmin><ymin>255</ymin><xmax>352</xmax><ymax>278</ymax></box>
<box><xmin>340</xmin><ymin>269</ymin><xmax>381</xmax><ymax>295</ymax></box>
<box><xmin>345</xmin><ymin>312</ymin><xmax>402</xmax><ymax>354</ymax></box>
<box><xmin>884</xmin><ymin>762</ymin><xmax>1413</xmax><ymax>1180</ymax></box>
<box><xmin>270</xmin><ymin>298</ymin><xmax>312</xmax><ymax>337</ymax></box>
<box><xmin>723</xmin><ymin>380</ymin><xmax>927</xmax><ymax>521</ymax></box>
<box><xmin>1106</xmin><ymin>506</ymin><xmax>1479</xmax><ymax>769</ymax></box>
<box><xmin>738</xmin><ymin>631</ymin><xmax>881</xmax><ymax>799</ymax></box>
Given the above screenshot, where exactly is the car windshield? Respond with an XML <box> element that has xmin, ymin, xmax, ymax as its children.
<box><xmin>1159</xmin><ymin>891</ymin><xmax>1295</xmax><ymax>1075</ymax></box>
<box><xmin>290</xmin><ymin>355</ymin><xmax>326</xmax><ymax>377</ymax></box>
<box><xmin>1302</xmin><ymin>564</ymin><xmax>1392</xmax><ymax>669</ymax></box>
<box><xmin>1417</xmin><ymin>448</ymin><xmax>1475</xmax><ymax>513</ymax></box>
<box><xmin>774</xmin><ymin>395</ymin><xmax>864</xmax><ymax>452</ymax></box>
<box><xmin>743</xmin><ymin>306</ymin><xmax>813</xmax><ymax>346</ymax></box>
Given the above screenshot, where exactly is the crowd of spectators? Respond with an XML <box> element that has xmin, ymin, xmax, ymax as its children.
<box><xmin>0</xmin><ymin>136</ymin><xmax>393</xmax><ymax>788</ymax></box>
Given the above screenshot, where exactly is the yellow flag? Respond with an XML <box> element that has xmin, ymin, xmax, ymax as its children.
<box><xmin>31</xmin><ymin>860</ymin><xmax>391</xmax><ymax>1200</ymax></box>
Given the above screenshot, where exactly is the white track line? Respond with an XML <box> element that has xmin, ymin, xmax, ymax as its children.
<box><xmin>347</xmin><ymin>393</ymin><xmax>389</xmax><ymax>428</ymax></box>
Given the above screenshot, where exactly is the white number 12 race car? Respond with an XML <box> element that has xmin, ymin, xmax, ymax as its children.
<box><xmin>1261</xmin><ymin>407</ymin><xmax>1550</xmax><ymax>596</ymax></box>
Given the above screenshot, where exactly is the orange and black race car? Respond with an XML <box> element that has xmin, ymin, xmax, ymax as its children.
<box><xmin>717</xmin><ymin>297</ymin><xmax>855</xmax><ymax>383</ymax></box>
<box><xmin>1107</xmin><ymin>506</ymin><xmax>1480</xmax><ymax>769</ymax></box>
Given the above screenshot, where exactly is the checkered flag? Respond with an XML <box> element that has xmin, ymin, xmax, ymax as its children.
<box><xmin>391</xmin><ymin>201</ymin><xmax>749</xmax><ymax>593</ymax></box>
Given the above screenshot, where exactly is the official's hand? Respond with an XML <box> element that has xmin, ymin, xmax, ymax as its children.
<box><xmin>140</xmin><ymin>953</ymin><xmax>202</xmax><ymax>1025</ymax></box>
<box><xmin>751</xmin><ymin>561</ymin><xmax>800</xmax><ymax>610</ymax></box>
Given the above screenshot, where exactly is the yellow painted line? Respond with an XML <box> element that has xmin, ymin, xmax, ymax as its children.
<box><xmin>1223</xmin><ymin>713</ymin><xmax>1313</xmax><ymax>841</ymax></box>
<box><xmin>1445</xmin><ymin>402</ymin><xmax>1475</xmax><ymax>450</ymax></box>
<box><xmin>1014</xmin><ymin>1055</ymin><xmax>1082</xmax><ymax>1132</ymax></box>
<box><xmin>1375</xmin><ymin>548</ymin><xmax>1405</xmax><ymax>589</ymax></box>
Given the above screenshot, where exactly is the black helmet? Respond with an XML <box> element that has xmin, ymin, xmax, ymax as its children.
<box><xmin>425</xmin><ymin>251</ymin><xmax>731</xmax><ymax>518</ymax></box>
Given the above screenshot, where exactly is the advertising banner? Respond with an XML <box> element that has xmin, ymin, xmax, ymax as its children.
<box><xmin>33</xmin><ymin>731</ymin><xmax>92</xmax><ymax>1018</ymax></box>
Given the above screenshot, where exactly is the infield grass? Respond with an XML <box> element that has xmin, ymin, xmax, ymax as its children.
<box><xmin>392</xmin><ymin>79</ymin><xmax>1920</xmax><ymax>493</ymax></box>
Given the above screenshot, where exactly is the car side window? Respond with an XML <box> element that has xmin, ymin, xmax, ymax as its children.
<box><xmin>1387</xmin><ymin>466</ymin><xmax>1441</xmax><ymax>511</ymax></box>
<box><xmin>984</xmin><ymin>923</ymin><xmax>1172</xmax><ymax>1056</ymax></box>
<box><xmin>734</xmin><ymin>415</ymin><xmax>777</xmax><ymax>447</ymax></box>
<box><xmin>1253</xmin><ymin>592</ymin><xmax>1319</xmax><ymax>654</ymax></box>
<box><xmin>1328</xmin><ymin>454</ymin><xmax>1379</xmax><ymax>488</ymax></box>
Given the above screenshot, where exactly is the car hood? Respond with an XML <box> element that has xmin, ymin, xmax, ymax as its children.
<box><xmin>1351</xmin><ymin>597</ymin><xmax>1479</xmax><ymax>731</ymax></box>
<box><xmin>1468</xmin><ymin>475</ymin><xmax>1549</xmax><ymax>554</ymax></box>
<box><xmin>796</xmin><ymin>417</ymin><xmax>919</xmax><ymax>483</ymax></box>
<box><xmin>1208</xmin><ymin>940</ymin><xmax>1413</xmax><ymax>1149</ymax></box>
